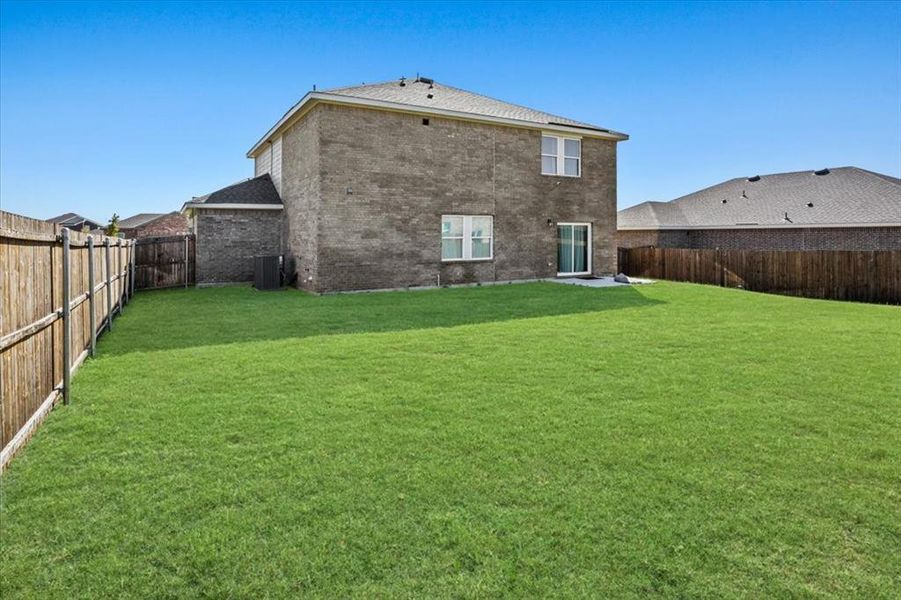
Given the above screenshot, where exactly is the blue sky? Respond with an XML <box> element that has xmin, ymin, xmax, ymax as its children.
<box><xmin>1</xmin><ymin>1</ymin><xmax>899</xmax><ymax>222</ymax></box>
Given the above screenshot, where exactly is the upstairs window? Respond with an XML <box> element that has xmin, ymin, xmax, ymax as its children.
<box><xmin>442</xmin><ymin>215</ymin><xmax>493</xmax><ymax>261</ymax></box>
<box><xmin>541</xmin><ymin>135</ymin><xmax>581</xmax><ymax>177</ymax></box>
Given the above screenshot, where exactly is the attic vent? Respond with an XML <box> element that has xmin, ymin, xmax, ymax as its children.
<box><xmin>722</xmin><ymin>199</ymin><xmax>727</xmax><ymax>204</ymax></box>
<box><xmin>814</xmin><ymin>168</ymin><xmax>830</xmax><ymax>176</ymax></box>
<box><xmin>747</xmin><ymin>175</ymin><xmax>760</xmax><ymax>182</ymax></box>
<box><xmin>807</xmin><ymin>202</ymin><xmax>814</xmax><ymax>207</ymax></box>
<box><xmin>416</xmin><ymin>76</ymin><xmax>434</xmax><ymax>85</ymax></box>
<box><xmin>427</xmin><ymin>93</ymin><xmax>434</xmax><ymax>99</ymax></box>
<box><xmin>399</xmin><ymin>76</ymin><xmax>406</xmax><ymax>87</ymax></box>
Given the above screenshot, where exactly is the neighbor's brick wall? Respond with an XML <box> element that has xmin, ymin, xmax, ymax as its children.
<box><xmin>195</xmin><ymin>208</ymin><xmax>284</xmax><ymax>284</ymax></box>
<box><xmin>291</xmin><ymin>103</ymin><xmax>618</xmax><ymax>292</ymax></box>
<box><xmin>617</xmin><ymin>226</ymin><xmax>901</xmax><ymax>251</ymax></box>
<box><xmin>616</xmin><ymin>230</ymin><xmax>690</xmax><ymax>249</ymax></box>
<box><xmin>122</xmin><ymin>213</ymin><xmax>190</xmax><ymax>239</ymax></box>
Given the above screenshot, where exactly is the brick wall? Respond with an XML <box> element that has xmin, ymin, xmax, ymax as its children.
<box><xmin>285</xmin><ymin>103</ymin><xmax>618</xmax><ymax>293</ymax></box>
<box><xmin>122</xmin><ymin>213</ymin><xmax>190</xmax><ymax>239</ymax></box>
<box><xmin>195</xmin><ymin>208</ymin><xmax>284</xmax><ymax>284</ymax></box>
<box><xmin>281</xmin><ymin>109</ymin><xmax>320</xmax><ymax>290</ymax></box>
<box><xmin>616</xmin><ymin>230</ymin><xmax>690</xmax><ymax>249</ymax></box>
<box><xmin>618</xmin><ymin>227</ymin><xmax>901</xmax><ymax>251</ymax></box>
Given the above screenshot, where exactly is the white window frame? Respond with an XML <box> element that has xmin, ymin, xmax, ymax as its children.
<box><xmin>557</xmin><ymin>222</ymin><xmax>592</xmax><ymax>276</ymax></box>
<box><xmin>441</xmin><ymin>215</ymin><xmax>494</xmax><ymax>262</ymax></box>
<box><xmin>541</xmin><ymin>134</ymin><xmax>582</xmax><ymax>178</ymax></box>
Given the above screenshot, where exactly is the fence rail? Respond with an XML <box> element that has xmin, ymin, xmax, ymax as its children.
<box><xmin>1</xmin><ymin>210</ymin><xmax>134</xmax><ymax>469</ymax></box>
<box><xmin>134</xmin><ymin>234</ymin><xmax>195</xmax><ymax>290</ymax></box>
<box><xmin>618</xmin><ymin>246</ymin><xmax>901</xmax><ymax>304</ymax></box>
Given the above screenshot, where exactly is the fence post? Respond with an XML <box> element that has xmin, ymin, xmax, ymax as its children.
<box><xmin>131</xmin><ymin>240</ymin><xmax>137</xmax><ymax>297</ymax></box>
<box><xmin>88</xmin><ymin>236</ymin><xmax>96</xmax><ymax>357</ymax></box>
<box><xmin>116</xmin><ymin>240</ymin><xmax>123</xmax><ymax>316</ymax></box>
<box><xmin>184</xmin><ymin>235</ymin><xmax>189</xmax><ymax>288</ymax></box>
<box><xmin>716</xmin><ymin>248</ymin><xmax>723</xmax><ymax>287</ymax></box>
<box><xmin>105</xmin><ymin>238</ymin><xmax>113</xmax><ymax>332</ymax></box>
<box><xmin>124</xmin><ymin>240</ymin><xmax>130</xmax><ymax>305</ymax></box>
<box><xmin>61</xmin><ymin>228</ymin><xmax>71</xmax><ymax>406</ymax></box>
<box><xmin>131</xmin><ymin>240</ymin><xmax>136</xmax><ymax>297</ymax></box>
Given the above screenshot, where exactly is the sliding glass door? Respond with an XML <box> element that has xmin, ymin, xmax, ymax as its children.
<box><xmin>557</xmin><ymin>223</ymin><xmax>591</xmax><ymax>276</ymax></box>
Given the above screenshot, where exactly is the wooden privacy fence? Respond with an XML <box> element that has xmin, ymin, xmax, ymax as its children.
<box><xmin>618</xmin><ymin>246</ymin><xmax>901</xmax><ymax>304</ymax></box>
<box><xmin>134</xmin><ymin>234</ymin><xmax>195</xmax><ymax>290</ymax></box>
<box><xmin>1</xmin><ymin>211</ymin><xmax>135</xmax><ymax>469</ymax></box>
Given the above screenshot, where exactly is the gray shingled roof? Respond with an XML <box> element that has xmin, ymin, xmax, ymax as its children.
<box><xmin>192</xmin><ymin>174</ymin><xmax>282</xmax><ymax>205</ymax></box>
<box><xmin>249</xmin><ymin>76</ymin><xmax>627</xmax><ymax>156</ymax></box>
<box><xmin>619</xmin><ymin>167</ymin><xmax>901</xmax><ymax>229</ymax></box>
<box><xmin>323</xmin><ymin>77</ymin><xmax>617</xmax><ymax>133</ymax></box>
<box><xmin>47</xmin><ymin>213</ymin><xmax>101</xmax><ymax>229</ymax></box>
<box><xmin>118</xmin><ymin>213</ymin><xmax>165</xmax><ymax>229</ymax></box>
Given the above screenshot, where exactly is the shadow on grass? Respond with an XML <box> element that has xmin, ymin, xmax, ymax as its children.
<box><xmin>103</xmin><ymin>282</ymin><xmax>664</xmax><ymax>356</ymax></box>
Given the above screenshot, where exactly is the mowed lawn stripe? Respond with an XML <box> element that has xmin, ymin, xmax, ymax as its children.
<box><xmin>2</xmin><ymin>282</ymin><xmax>899</xmax><ymax>598</ymax></box>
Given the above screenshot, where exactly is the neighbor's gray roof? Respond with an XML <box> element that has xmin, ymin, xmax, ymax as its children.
<box><xmin>190</xmin><ymin>174</ymin><xmax>282</xmax><ymax>206</ymax></box>
<box><xmin>47</xmin><ymin>212</ymin><xmax>101</xmax><ymax>228</ymax></box>
<box><xmin>118</xmin><ymin>213</ymin><xmax>165</xmax><ymax>229</ymax></box>
<box><xmin>249</xmin><ymin>76</ymin><xmax>627</xmax><ymax>156</ymax></box>
<box><xmin>619</xmin><ymin>167</ymin><xmax>901</xmax><ymax>230</ymax></box>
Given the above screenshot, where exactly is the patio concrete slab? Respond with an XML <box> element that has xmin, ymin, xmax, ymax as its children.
<box><xmin>549</xmin><ymin>276</ymin><xmax>655</xmax><ymax>288</ymax></box>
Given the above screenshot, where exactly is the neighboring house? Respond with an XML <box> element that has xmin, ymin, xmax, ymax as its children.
<box><xmin>182</xmin><ymin>76</ymin><xmax>628</xmax><ymax>291</ymax></box>
<box><xmin>618</xmin><ymin>167</ymin><xmax>901</xmax><ymax>251</ymax></box>
<box><xmin>46</xmin><ymin>212</ymin><xmax>102</xmax><ymax>232</ymax></box>
<box><xmin>118</xmin><ymin>212</ymin><xmax>189</xmax><ymax>239</ymax></box>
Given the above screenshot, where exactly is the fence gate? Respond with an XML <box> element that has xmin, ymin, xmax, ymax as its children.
<box><xmin>134</xmin><ymin>234</ymin><xmax>195</xmax><ymax>290</ymax></box>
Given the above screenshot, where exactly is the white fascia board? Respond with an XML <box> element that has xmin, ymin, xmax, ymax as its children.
<box><xmin>247</xmin><ymin>92</ymin><xmax>628</xmax><ymax>157</ymax></box>
<box><xmin>183</xmin><ymin>203</ymin><xmax>284</xmax><ymax>211</ymax></box>
<box><xmin>618</xmin><ymin>222</ymin><xmax>901</xmax><ymax>231</ymax></box>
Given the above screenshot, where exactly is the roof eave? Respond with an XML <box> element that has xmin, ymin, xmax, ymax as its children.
<box><xmin>618</xmin><ymin>222</ymin><xmax>901</xmax><ymax>231</ymax></box>
<box><xmin>247</xmin><ymin>92</ymin><xmax>628</xmax><ymax>157</ymax></box>
<box><xmin>182</xmin><ymin>202</ymin><xmax>283</xmax><ymax>212</ymax></box>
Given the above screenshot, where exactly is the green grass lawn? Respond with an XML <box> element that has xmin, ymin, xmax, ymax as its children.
<box><xmin>2</xmin><ymin>282</ymin><xmax>899</xmax><ymax>598</ymax></box>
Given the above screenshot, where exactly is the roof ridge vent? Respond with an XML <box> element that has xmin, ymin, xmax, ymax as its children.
<box><xmin>747</xmin><ymin>175</ymin><xmax>760</xmax><ymax>182</ymax></box>
<box><xmin>814</xmin><ymin>168</ymin><xmax>830</xmax><ymax>176</ymax></box>
<box><xmin>416</xmin><ymin>76</ymin><xmax>434</xmax><ymax>85</ymax></box>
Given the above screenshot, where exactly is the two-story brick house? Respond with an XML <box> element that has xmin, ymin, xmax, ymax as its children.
<box><xmin>183</xmin><ymin>77</ymin><xmax>628</xmax><ymax>291</ymax></box>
